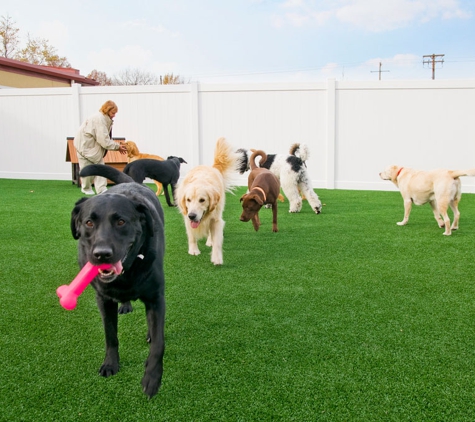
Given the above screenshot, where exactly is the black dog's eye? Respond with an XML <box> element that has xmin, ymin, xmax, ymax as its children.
<box><xmin>85</xmin><ymin>220</ymin><xmax>94</xmax><ymax>228</ymax></box>
<box><xmin>117</xmin><ymin>219</ymin><xmax>126</xmax><ymax>226</ymax></box>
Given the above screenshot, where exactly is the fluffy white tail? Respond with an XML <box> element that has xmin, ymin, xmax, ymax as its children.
<box><xmin>289</xmin><ymin>143</ymin><xmax>310</xmax><ymax>162</ymax></box>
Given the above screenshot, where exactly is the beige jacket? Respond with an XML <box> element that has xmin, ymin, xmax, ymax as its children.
<box><xmin>74</xmin><ymin>112</ymin><xmax>119</xmax><ymax>163</ymax></box>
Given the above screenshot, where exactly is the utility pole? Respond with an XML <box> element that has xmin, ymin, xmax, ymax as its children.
<box><xmin>423</xmin><ymin>54</ymin><xmax>445</xmax><ymax>80</ymax></box>
<box><xmin>370</xmin><ymin>62</ymin><xmax>390</xmax><ymax>80</ymax></box>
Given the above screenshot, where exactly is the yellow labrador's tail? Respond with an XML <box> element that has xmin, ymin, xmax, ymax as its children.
<box><xmin>450</xmin><ymin>169</ymin><xmax>475</xmax><ymax>179</ymax></box>
<box><xmin>213</xmin><ymin>137</ymin><xmax>240</xmax><ymax>191</ymax></box>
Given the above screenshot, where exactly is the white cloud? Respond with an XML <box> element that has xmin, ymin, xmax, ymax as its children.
<box><xmin>285</xmin><ymin>12</ymin><xmax>311</xmax><ymax>26</ymax></box>
<box><xmin>272</xmin><ymin>0</ymin><xmax>472</xmax><ymax>32</ymax></box>
<box><xmin>121</xmin><ymin>19</ymin><xmax>180</xmax><ymax>37</ymax></box>
<box><xmin>388</xmin><ymin>53</ymin><xmax>420</xmax><ymax>67</ymax></box>
<box><xmin>336</xmin><ymin>0</ymin><xmax>423</xmax><ymax>31</ymax></box>
<box><xmin>310</xmin><ymin>10</ymin><xmax>334</xmax><ymax>26</ymax></box>
<box><xmin>321</xmin><ymin>62</ymin><xmax>341</xmax><ymax>78</ymax></box>
<box><xmin>282</xmin><ymin>0</ymin><xmax>306</xmax><ymax>7</ymax></box>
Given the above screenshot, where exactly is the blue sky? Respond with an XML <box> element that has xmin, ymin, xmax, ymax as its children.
<box><xmin>2</xmin><ymin>0</ymin><xmax>475</xmax><ymax>82</ymax></box>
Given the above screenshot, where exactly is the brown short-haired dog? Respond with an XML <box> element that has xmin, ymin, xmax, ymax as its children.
<box><xmin>240</xmin><ymin>150</ymin><xmax>281</xmax><ymax>232</ymax></box>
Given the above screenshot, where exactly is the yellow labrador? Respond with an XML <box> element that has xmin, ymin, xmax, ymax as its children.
<box><xmin>379</xmin><ymin>165</ymin><xmax>475</xmax><ymax>235</ymax></box>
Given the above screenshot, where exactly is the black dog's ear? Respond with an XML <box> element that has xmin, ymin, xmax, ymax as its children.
<box><xmin>180</xmin><ymin>157</ymin><xmax>187</xmax><ymax>164</ymax></box>
<box><xmin>70</xmin><ymin>197</ymin><xmax>89</xmax><ymax>239</ymax></box>
<box><xmin>136</xmin><ymin>204</ymin><xmax>155</xmax><ymax>236</ymax></box>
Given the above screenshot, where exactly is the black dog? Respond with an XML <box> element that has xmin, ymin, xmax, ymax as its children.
<box><xmin>72</xmin><ymin>164</ymin><xmax>165</xmax><ymax>398</ymax></box>
<box><xmin>123</xmin><ymin>156</ymin><xmax>187</xmax><ymax>207</ymax></box>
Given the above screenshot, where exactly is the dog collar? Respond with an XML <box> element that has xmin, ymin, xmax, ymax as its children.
<box><xmin>252</xmin><ymin>186</ymin><xmax>267</xmax><ymax>202</ymax></box>
<box><xmin>396</xmin><ymin>167</ymin><xmax>404</xmax><ymax>178</ymax></box>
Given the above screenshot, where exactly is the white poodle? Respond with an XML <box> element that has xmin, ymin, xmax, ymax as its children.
<box><xmin>237</xmin><ymin>143</ymin><xmax>322</xmax><ymax>214</ymax></box>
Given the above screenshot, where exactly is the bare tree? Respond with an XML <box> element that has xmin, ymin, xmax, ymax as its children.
<box><xmin>161</xmin><ymin>72</ymin><xmax>187</xmax><ymax>84</ymax></box>
<box><xmin>87</xmin><ymin>69</ymin><xmax>113</xmax><ymax>86</ymax></box>
<box><xmin>112</xmin><ymin>68</ymin><xmax>159</xmax><ymax>85</ymax></box>
<box><xmin>0</xmin><ymin>15</ymin><xmax>20</xmax><ymax>58</ymax></box>
<box><xmin>15</xmin><ymin>34</ymin><xmax>70</xmax><ymax>67</ymax></box>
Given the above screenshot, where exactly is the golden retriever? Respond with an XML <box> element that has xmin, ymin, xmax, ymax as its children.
<box><xmin>125</xmin><ymin>140</ymin><xmax>165</xmax><ymax>196</ymax></box>
<box><xmin>175</xmin><ymin>137</ymin><xmax>239</xmax><ymax>265</ymax></box>
<box><xmin>379</xmin><ymin>165</ymin><xmax>475</xmax><ymax>235</ymax></box>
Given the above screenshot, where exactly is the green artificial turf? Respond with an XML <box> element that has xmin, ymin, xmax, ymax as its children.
<box><xmin>1</xmin><ymin>178</ymin><xmax>475</xmax><ymax>421</ymax></box>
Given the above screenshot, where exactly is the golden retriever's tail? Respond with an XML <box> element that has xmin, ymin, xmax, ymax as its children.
<box><xmin>450</xmin><ymin>169</ymin><xmax>475</xmax><ymax>179</ymax></box>
<box><xmin>213</xmin><ymin>137</ymin><xmax>241</xmax><ymax>192</ymax></box>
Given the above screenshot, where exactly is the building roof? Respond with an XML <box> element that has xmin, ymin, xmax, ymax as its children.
<box><xmin>0</xmin><ymin>56</ymin><xmax>99</xmax><ymax>87</ymax></box>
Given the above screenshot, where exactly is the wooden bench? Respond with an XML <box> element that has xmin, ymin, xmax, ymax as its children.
<box><xmin>65</xmin><ymin>137</ymin><xmax>127</xmax><ymax>187</ymax></box>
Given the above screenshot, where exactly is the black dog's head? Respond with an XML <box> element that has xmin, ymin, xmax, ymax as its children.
<box><xmin>167</xmin><ymin>156</ymin><xmax>187</xmax><ymax>164</ymax></box>
<box><xmin>71</xmin><ymin>193</ymin><xmax>155</xmax><ymax>283</ymax></box>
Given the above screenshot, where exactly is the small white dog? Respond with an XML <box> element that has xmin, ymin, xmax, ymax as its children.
<box><xmin>175</xmin><ymin>137</ymin><xmax>239</xmax><ymax>265</ymax></box>
<box><xmin>379</xmin><ymin>165</ymin><xmax>475</xmax><ymax>235</ymax></box>
<box><xmin>237</xmin><ymin>143</ymin><xmax>322</xmax><ymax>214</ymax></box>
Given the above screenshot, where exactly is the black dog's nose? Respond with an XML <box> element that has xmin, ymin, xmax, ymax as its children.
<box><xmin>93</xmin><ymin>247</ymin><xmax>113</xmax><ymax>261</ymax></box>
<box><xmin>188</xmin><ymin>213</ymin><xmax>197</xmax><ymax>221</ymax></box>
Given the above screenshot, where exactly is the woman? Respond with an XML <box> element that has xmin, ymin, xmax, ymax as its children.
<box><xmin>74</xmin><ymin>100</ymin><xmax>127</xmax><ymax>195</ymax></box>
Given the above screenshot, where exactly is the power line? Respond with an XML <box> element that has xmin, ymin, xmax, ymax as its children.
<box><xmin>191</xmin><ymin>54</ymin><xmax>474</xmax><ymax>80</ymax></box>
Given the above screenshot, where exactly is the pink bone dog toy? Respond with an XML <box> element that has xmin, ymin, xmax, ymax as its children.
<box><xmin>57</xmin><ymin>261</ymin><xmax>123</xmax><ymax>310</ymax></box>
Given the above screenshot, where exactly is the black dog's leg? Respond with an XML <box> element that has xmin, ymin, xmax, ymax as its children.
<box><xmin>171</xmin><ymin>183</ymin><xmax>178</xmax><ymax>207</ymax></box>
<box><xmin>141</xmin><ymin>296</ymin><xmax>165</xmax><ymax>398</ymax></box>
<box><xmin>163</xmin><ymin>185</ymin><xmax>175</xmax><ymax>207</ymax></box>
<box><xmin>96</xmin><ymin>295</ymin><xmax>120</xmax><ymax>377</ymax></box>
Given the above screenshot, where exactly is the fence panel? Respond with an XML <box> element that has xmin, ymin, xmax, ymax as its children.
<box><xmin>1</xmin><ymin>79</ymin><xmax>475</xmax><ymax>191</ymax></box>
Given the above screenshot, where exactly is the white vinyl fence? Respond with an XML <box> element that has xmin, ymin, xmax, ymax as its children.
<box><xmin>1</xmin><ymin>79</ymin><xmax>475</xmax><ymax>191</ymax></box>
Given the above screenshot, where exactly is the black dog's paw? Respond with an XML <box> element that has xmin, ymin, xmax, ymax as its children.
<box><xmin>99</xmin><ymin>362</ymin><xmax>119</xmax><ymax>377</ymax></box>
<box><xmin>118</xmin><ymin>301</ymin><xmax>134</xmax><ymax>314</ymax></box>
<box><xmin>142</xmin><ymin>373</ymin><xmax>162</xmax><ymax>398</ymax></box>
<box><xmin>141</xmin><ymin>357</ymin><xmax>163</xmax><ymax>398</ymax></box>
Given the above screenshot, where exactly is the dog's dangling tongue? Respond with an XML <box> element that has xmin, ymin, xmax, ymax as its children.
<box><xmin>110</xmin><ymin>261</ymin><xmax>123</xmax><ymax>274</ymax></box>
<box><xmin>105</xmin><ymin>261</ymin><xmax>123</xmax><ymax>275</ymax></box>
<box><xmin>190</xmin><ymin>221</ymin><xmax>200</xmax><ymax>229</ymax></box>
<box><xmin>97</xmin><ymin>260</ymin><xmax>123</xmax><ymax>276</ymax></box>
